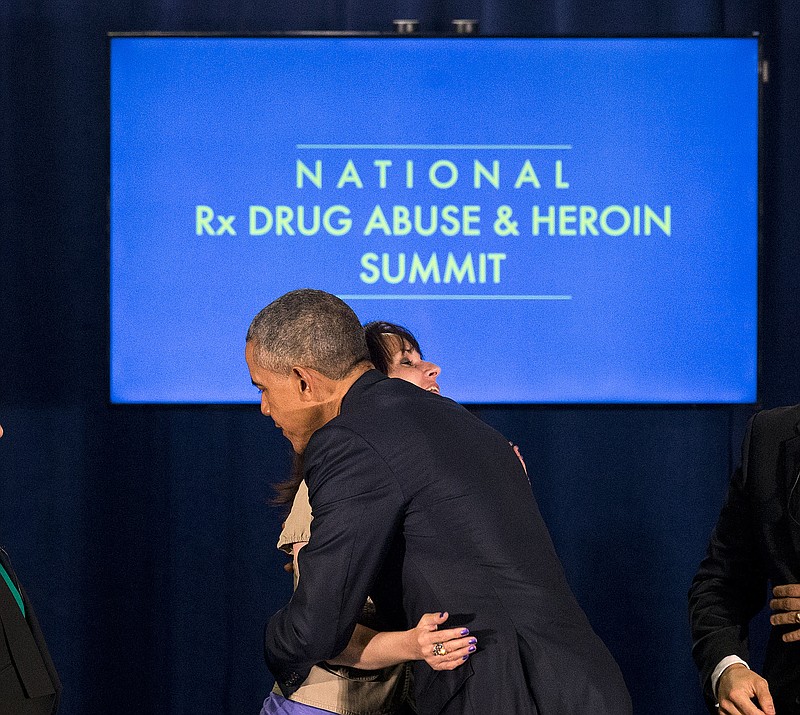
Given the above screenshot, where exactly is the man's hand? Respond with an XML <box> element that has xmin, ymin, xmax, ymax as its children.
<box><xmin>770</xmin><ymin>583</ymin><xmax>800</xmax><ymax>641</ymax></box>
<box><xmin>717</xmin><ymin>664</ymin><xmax>775</xmax><ymax>715</ymax></box>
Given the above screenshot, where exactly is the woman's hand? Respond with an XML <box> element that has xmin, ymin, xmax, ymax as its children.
<box><xmin>510</xmin><ymin>442</ymin><xmax>528</xmax><ymax>476</ymax></box>
<box><xmin>328</xmin><ymin>611</ymin><xmax>477</xmax><ymax>670</ymax></box>
<box><xmin>410</xmin><ymin>612</ymin><xmax>477</xmax><ymax>671</ymax></box>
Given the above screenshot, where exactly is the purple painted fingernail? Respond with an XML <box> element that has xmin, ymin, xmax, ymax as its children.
<box><xmin>460</xmin><ymin>628</ymin><xmax>470</xmax><ymax>636</ymax></box>
<box><xmin>469</xmin><ymin>638</ymin><xmax>477</xmax><ymax>644</ymax></box>
<box><xmin>462</xmin><ymin>655</ymin><xmax>469</xmax><ymax>660</ymax></box>
<box><xmin>439</xmin><ymin>612</ymin><xmax>445</xmax><ymax>618</ymax></box>
<box><xmin>468</xmin><ymin>645</ymin><xmax>476</xmax><ymax>653</ymax></box>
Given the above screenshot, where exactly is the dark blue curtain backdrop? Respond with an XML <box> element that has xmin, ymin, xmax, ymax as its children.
<box><xmin>1</xmin><ymin>2</ymin><xmax>798</xmax><ymax>713</ymax></box>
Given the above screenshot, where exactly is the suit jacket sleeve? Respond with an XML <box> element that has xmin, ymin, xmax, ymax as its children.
<box><xmin>688</xmin><ymin>412</ymin><xmax>769</xmax><ymax>709</ymax></box>
<box><xmin>265</xmin><ymin>425</ymin><xmax>405</xmax><ymax>696</ymax></box>
<box><xmin>0</xmin><ymin>555</ymin><xmax>61</xmax><ymax>706</ymax></box>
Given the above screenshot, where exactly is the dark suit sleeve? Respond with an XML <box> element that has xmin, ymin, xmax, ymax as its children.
<box><xmin>265</xmin><ymin>425</ymin><xmax>405</xmax><ymax>696</ymax></box>
<box><xmin>688</xmin><ymin>413</ymin><xmax>769</xmax><ymax>709</ymax></box>
<box><xmin>0</xmin><ymin>556</ymin><xmax>61</xmax><ymax>711</ymax></box>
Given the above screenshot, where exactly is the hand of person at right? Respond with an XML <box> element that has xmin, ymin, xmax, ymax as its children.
<box><xmin>770</xmin><ymin>583</ymin><xmax>800</xmax><ymax>641</ymax></box>
<box><xmin>716</xmin><ymin>664</ymin><xmax>775</xmax><ymax>715</ymax></box>
<box><xmin>409</xmin><ymin>612</ymin><xmax>476</xmax><ymax>671</ymax></box>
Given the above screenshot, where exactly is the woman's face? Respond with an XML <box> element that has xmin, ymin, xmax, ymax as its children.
<box><xmin>383</xmin><ymin>335</ymin><xmax>441</xmax><ymax>394</ymax></box>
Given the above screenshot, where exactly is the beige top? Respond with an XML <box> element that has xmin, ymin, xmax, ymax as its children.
<box><xmin>278</xmin><ymin>480</ymin><xmax>313</xmax><ymax>553</ymax></box>
<box><xmin>274</xmin><ymin>481</ymin><xmax>411</xmax><ymax>715</ymax></box>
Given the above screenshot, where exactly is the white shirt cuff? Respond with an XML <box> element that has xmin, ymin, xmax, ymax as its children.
<box><xmin>711</xmin><ymin>656</ymin><xmax>750</xmax><ymax>699</ymax></box>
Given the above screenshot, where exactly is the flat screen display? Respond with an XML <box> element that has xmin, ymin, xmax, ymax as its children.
<box><xmin>110</xmin><ymin>36</ymin><xmax>759</xmax><ymax>404</ymax></box>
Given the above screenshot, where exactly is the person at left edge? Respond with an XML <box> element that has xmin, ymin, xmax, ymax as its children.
<box><xmin>0</xmin><ymin>422</ymin><xmax>61</xmax><ymax>715</ymax></box>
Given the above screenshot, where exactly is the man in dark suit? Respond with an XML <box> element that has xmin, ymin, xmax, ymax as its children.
<box><xmin>246</xmin><ymin>289</ymin><xmax>631</xmax><ymax>715</ymax></box>
<box><xmin>0</xmin><ymin>425</ymin><xmax>61</xmax><ymax>715</ymax></box>
<box><xmin>689</xmin><ymin>404</ymin><xmax>800</xmax><ymax>715</ymax></box>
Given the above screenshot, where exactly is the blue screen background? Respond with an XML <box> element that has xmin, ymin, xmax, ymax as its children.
<box><xmin>110</xmin><ymin>37</ymin><xmax>758</xmax><ymax>403</ymax></box>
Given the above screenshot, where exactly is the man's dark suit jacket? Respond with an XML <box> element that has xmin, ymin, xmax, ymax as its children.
<box><xmin>689</xmin><ymin>404</ymin><xmax>800</xmax><ymax>713</ymax></box>
<box><xmin>0</xmin><ymin>549</ymin><xmax>60</xmax><ymax>715</ymax></box>
<box><xmin>266</xmin><ymin>370</ymin><xmax>632</xmax><ymax>715</ymax></box>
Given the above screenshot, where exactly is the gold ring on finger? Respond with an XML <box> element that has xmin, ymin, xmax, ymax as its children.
<box><xmin>795</xmin><ymin>611</ymin><xmax>800</xmax><ymax>624</ymax></box>
<box><xmin>432</xmin><ymin>642</ymin><xmax>447</xmax><ymax>656</ymax></box>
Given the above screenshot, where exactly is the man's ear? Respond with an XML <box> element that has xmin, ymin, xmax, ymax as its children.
<box><xmin>292</xmin><ymin>366</ymin><xmax>318</xmax><ymax>400</ymax></box>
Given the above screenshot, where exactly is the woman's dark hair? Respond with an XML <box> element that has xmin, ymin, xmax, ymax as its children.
<box><xmin>272</xmin><ymin>320</ymin><xmax>422</xmax><ymax>507</ymax></box>
<box><xmin>272</xmin><ymin>452</ymin><xmax>305</xmax><ymax>508</ymax></box>
<box><xmin>363</xmin><ymin>320</ymin><xmax>422</xmax><ymax>374</ymax></box>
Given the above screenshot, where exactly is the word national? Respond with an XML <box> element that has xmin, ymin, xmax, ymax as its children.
<box><xmin>296</xmin><ymin>159</ymin><xmax>570</xmax><ymax>190</ymax></box>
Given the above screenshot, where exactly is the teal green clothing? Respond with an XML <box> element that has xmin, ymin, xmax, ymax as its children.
<box><xmin>0</xmin><ymin>560</ymin><xmax>26</xmax><ymax>616</ymax></box>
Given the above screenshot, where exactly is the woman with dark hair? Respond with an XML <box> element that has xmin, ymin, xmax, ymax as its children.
<box><xmin>261</xmin><ymin>322</ymin><xmax>471</xmax><ymax>715</ymax></box>
<box><xmin>362</xmin><ymin>321</ymin><xmax>440</xmax><ymax>393</ymax></box>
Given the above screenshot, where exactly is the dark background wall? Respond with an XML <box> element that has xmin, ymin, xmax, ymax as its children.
<box><xmin>1</xmin><ymin>2</ymin><xmax>798</xmax><ymax>713</ymax></box>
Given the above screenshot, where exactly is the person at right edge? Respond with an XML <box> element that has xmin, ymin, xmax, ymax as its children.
<box><xmin>689</xmin><ymin>403</ymin><xmax>800</xmax><ymax>715</ymax></box>
<box><xmin>0</xmin><ymin>422</ymin><xmax>61</xmax><ymax>715</ymax></box>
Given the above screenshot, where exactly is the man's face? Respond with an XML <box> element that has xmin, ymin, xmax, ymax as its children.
<box><xmin>245</xmin><ymin>342</ymin><xmax>324</xmax><ymax>454</ymax></box>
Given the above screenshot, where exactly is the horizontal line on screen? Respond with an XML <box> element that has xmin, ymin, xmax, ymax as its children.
<box><xmin>337</xmin><ymin>294</ymin><xmax>573</xmax><ymax>301</ymax></box>
<box><xmin>296</xmin><ymin>144</ymin><xmax>573</xmax><ymax>150</ymax></box>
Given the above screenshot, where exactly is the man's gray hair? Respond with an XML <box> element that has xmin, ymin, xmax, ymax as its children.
<box><xmin>246</xmin><ymin>289</ymin><xmax>370</xmax><ymax>379</ymax></box>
